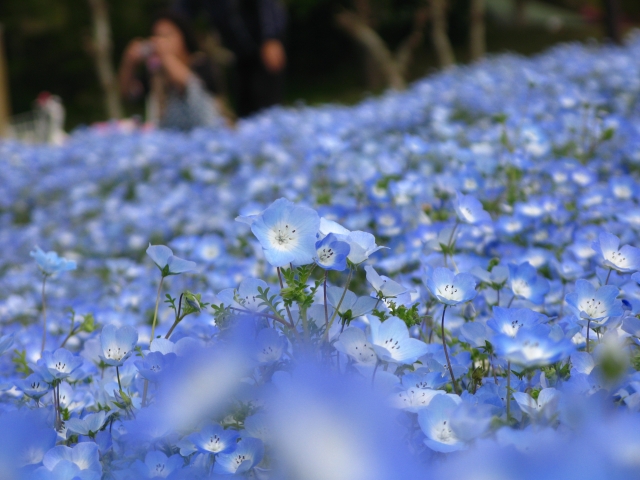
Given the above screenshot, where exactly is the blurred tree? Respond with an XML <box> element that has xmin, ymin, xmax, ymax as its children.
<box><xmin>602</xmin><ymin>0</ymin><xmax>622</xmax><ymax>44</ymax></box>
<box><xmin>87</xmin><ymin>0</ymin><xmax>123</xmax><ymax>119</ymax></box>
<box><xmin>469</xmin><ymin>0</ymin><xmax>485</xmax><ymax>61</ymax></box>
<box><xmin>0</xmin><ymin>25</ymin><xmax>10</xmax><ymax>136</ymax></box>
<box><xmin>335</xmin><ymin>1</ymin><xmax>429</xmax><ymax>89</ymax></box>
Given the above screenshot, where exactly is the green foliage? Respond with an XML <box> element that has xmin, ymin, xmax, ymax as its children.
<box><xmin>12</xmin><ymin>349</ymin><xmax>31</xmax><ymax>375</ymax></box>
<box><xmin>387</xmin><ymin>301</ymin><xmax>421</xmax><ymax>328</ymax></box>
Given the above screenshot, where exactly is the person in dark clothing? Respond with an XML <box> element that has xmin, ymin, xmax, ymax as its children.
<box><xmin>119</xmin><ymin>11</ymin><xmax>228</xmax><ymax>130</ymax></box>
<box><xmin>174</xmin><ymin>0</ymin><xmax>287</xmax><ymax>117</ymax></box>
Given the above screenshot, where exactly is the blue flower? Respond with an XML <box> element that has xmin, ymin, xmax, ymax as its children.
<box><xmin>255</xmin><ymin>328</ymin><xmax>287</xmax><ymax>364</ymax></box>
<box><xmin>314</xmin><ymin>233</ymin><xmax>350</xmax><ymax>271</ymax></box>
<box><xmin>134</xmin><ymin>351</ymin><xmax>176</xmax><ymax>382</ymax></box>
<box><xmin>213</xmin><ymin>437</ymin><xmax>264</xmax><ymax>474</ymax></box>
<box><xmin>425</xmin><ymin>267</ymin><xmax>477</xmax><ymax>305</ymax></box>
<box><xmin>592</xmin><ymin>231</ymin><xmax>640</xmax><ymax>273</ymax></box>
<box><xmin>565</xmin><ymin>279</ymin><xmax>623</xmax><ymax>322</ymax></box>
<box><xmin>487</xmin><ymin>307</ymin><xmax>548</xmax><ymax>337</ymax></box>
<box><xmin>454</xmin><ymin>190</ymin><xmax>492</xmax><ymax>224</ymax></box>
<box><xmin>65</xmin><ymin>411</ymin><xmax>108</xmax><ymax>437</ymax></box>
<box><xmin>38</xmin><ymin>442</ymin><xmax>102</xmax><ymax>479</ymax></box>
<box><xmin>418</xmin><ymin>394</ymin><xmax>465</xmax><ymax>453</ymax></box>
<box><xmin>189</xmin><ymin>424</ymin><xmax>239</xmax><ymax>455</ymax></box>
<box><xmin>99</xmin><ymin>324</ymin><xmax>138</xmax><ymax>367</ymax></box>
<box><xmin>365</xmin><ymin>265</ymin><xmax>409</xmax><ymax>298</ymax></box>
<box><xmin>368</xmin><ymin>316</ymin><xmax>429</xmax><ymax>365</ymax></box>
<box><xmin>17</xmin><ymin>372</ymin><xmax>50</xmax><ymax>401</ymax></box>
<box><xmin>35</xmin><ymin>348</ymin><xmax>83</xmax><ymax>382</ymax></box>
<box><xmin>494</xmin><ymin>326</ymin><xmax>574</xmax><ymax>368</ymax></box>
<box><xmin>319</xmin><ymin>218</ymin><xmax>387</xmax><ymax>264</ymax></box>
<box><xmin>146</xmin><ymin>244</ymin><xmax>197</xmax><ymax>277</ymax></box>
<box><xmin>508</xmin><ymin>262</ymin><xmax>550</xmax><ymax>305</ymax></box>
<box><xmin>131</xmin><ymin>450</ymin><xmax>183</xmax><ymax>478</ymax></box>
<box><xmin>247</xmin><ymin>198</ymin><xmax>320</xmax><ymax>267</ymax></box>
<box><xmin>30</xmin><ymin>246</ymin><xmax>76</xmax><ymax>276</ymax></box>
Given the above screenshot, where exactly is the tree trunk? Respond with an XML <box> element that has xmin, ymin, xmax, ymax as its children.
<box><xmin>0</xmin><ymin>24</ymin><xmax>10</xmax><ymax>137</ymax></box>
<box><xmin>429</xmin><ymin>0</ymin><xmax>455</xmax><ymax>68</ymax></box>
<box><xmin>514</xmin><ymin>0</ymin><xmax>527</xmax><ymax>26</ymax></box>
<box><xmin>602</xmin><ymin>0</ymin><xmax>623</xmax><ymax>45</ymax></box>
<box><xmin>87</xmin><ymin>0</ymin><xmax>122</xmax><ymax>120</ymax></box>
<box><xmin>335</xmin><ymin>11</ymin><xmax>405</xmax><ymax>90</ymax></box>
<box><xmin>469</xmin><ymin>0</ymin><xmax>485</xmax><ymax>62</ymax></box>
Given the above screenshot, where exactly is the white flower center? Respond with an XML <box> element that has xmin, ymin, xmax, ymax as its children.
<box><xmin>578</xmin><ymin>297</ymin><xmax>607</xmax><ymax>319</ymax></box>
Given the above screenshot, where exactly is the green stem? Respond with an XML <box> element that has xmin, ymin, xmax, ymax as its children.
<box><xmin>149</xmin><ymin>276</ymin><xmax>165</xmax><ymax>347</ymax></box>
<box><xmin>605</xmin><ymin>268</ymin><xmax>612</xmax><ymax>286</ymax></box>
<box><xmin>325</xmin><ymin>267</ymin><xmax>353</xmax><ymax>340</ymax></box>
<box><xmin>277</xmin><ymin>267</ymin><xmax>295</xmax><ymax>327</ymax></box>
<box><xmin>506</xmin><ymin>360</ymin><xmax>511</xmax><ymax>421</ymax></box>
<box><xmin>40</xmin><ymin>275</ymin><xmax>48</xmax><ymax>356</ymax></box>
<box><xmin>323</xmin><ymin>271</ymin><xmax>329</xmax><ymax>330</ymax></box>
<box><xmin>116</xmin><ymin>366</ymin><xmax>123</xmax><ymax>392</ymax></box>
<box><xmin>441</xmin><ymin>305</ymin><xmax>459</xmax><ymax>394</ymax></box>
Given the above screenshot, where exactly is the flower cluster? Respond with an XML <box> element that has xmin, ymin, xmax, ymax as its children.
<box><xmin>2</xmin><ymin>34</ymin><xmax>640</xmax><ymax>478</ymax></box>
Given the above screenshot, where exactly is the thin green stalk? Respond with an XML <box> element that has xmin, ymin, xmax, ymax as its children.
<box><xmin>277</xmin><ymin>267</ymin><xmax>295</xmax><ymax>327</ymax></box>
<box><xmin>325</xmin><ymin>267</ymin><xmax>353</xmax><ymax>340</ymax></box>
<box><xmin>441</xmin><ymin>305</ymin><xmax>459</xmax><ymax>394</ymax></box>
<box><xmin>605</xmin><ymin>268</ymin><xmax>612</xmax><ymax>286</ymax></box>
<box><xmin>149</xmin><ymin>276</ymin><xmax>165</xmax><ymax>347</ymax></box>
<box><xmin>506</xmin><ymin>360</ymin><xmax>511</xmax><ymax>421</ymax></box>
<box><xmin>371</xmin><ymin>361</ymin><xmax>380</xmax><ymax>387</ymax></box>
<box><xmin>40</xmin><ymin>275</ymin><xmax>49</xmax><ymax>356</ymax></box>
<box><xmin>323</xmin><ymin>271</ymin><xmax>329</xmax><ymax>330</ymax></box>
<box><xmin>116</xmin><ymin>366</ymin><xmax>123</xmax><ymax>392</ymax></box>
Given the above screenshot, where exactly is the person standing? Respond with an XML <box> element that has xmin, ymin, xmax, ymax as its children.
<box><xmin>174</xmin><ymin>0</ymin><xmax>287</xmax><ymax>118</ymax></box>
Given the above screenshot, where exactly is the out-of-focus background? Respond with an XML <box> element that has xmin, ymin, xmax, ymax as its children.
<box><xmin>0</xmin><ymin>0</ymin><xmax>638</xmax><ymax>134</ymax></box>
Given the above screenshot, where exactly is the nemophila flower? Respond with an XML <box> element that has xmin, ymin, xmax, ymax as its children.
<box><xmin>37</xmin><ymin>442</ymin><xmax>101</xmax><ymax>480</ymax></box>
<box><xmin>247</xmin><ymin>198</ymin><xmax>320</xmax><ymax>267</ymax></box>
<box><xmin>35</xmin><ymin>348</ymin><xmax>83</xmax><ymax>382</ymax></box>
<box><xmin>418</xmin><ymin>394</ymin><xmax>465</xmax><ymax>453</ymax></box>
<box><xmin>213</xmin><ymin>437</ymin><xmax>264</xmax><ymax>475</ymax></box>
<box><xmin>131</xmin><ymin>450</ymin><xmax>183</xmax><ymax>478</ymax></box>
<box><xmin>513</xmin><ymin>388</ymin><xmax>560</xmax><ymax>420</ymax></box>
<box><xmin>146</xmin><ymin>244</ymin><xmax>196</xmax><ymax>277</ymax></box>
<box><xmin>334</xmin><ymin>327</ymin><xmax>378</xmax><ymax>365</ymax></box>
<box><xmin>17</xmin><ymin>372</ymin><xmax>50</xmax><ymax>401</ymax></box>
<box><xmin>255</xmin><ymin>327</ymin><xmax>287</xmax><ymax>364</ymax></box>
<box><xmin>550</xmin><ymin>255</ymin><xmax>585</xmax><ymax>282</ymax></box>
<box><xmin>454</xmin><ymin>190</ymin><xmax>492</xmax><ymax>224</ymax></box>
<box><xmin>65</xmin><ymin>411</ymin><xmax>108</xmax><ymax>437</ymax></box>
<box><xmin>217</xmin><ymin>278</ymin><xmax>270</xmax><ymax>313</ymax></box>
<box><xmin>30</xmin><ymin>246</ymin><xmax>76</xmax><ymax>276</ymax></box>
<box><xmin>99</xmin><ymin>324</ymin><xmax>138</xmax><ymax>367</ymax></box>
<box><xmin>392</xmin><ymin>386</ymin><xmax>447</xmax><ymax>412</ymax></box>
<box><xmin>591</xmin><ymin>231</ymin><xmax>640</xmax><ymax>273</ymax></box>
<box><xmin>319</xmin><ymin>218</ymin><xmax>386</xmax><ymax>264</ymax></box>
<box><xmin>327</xmin><ymin>286</ymin><xmax>378</xmax><ymax>320</ymax></box>
<box><xmin>367</xmin><ymin>316</ymin><xmax>429</xmax><ymax>365</ymax></box>
<box><xmin>425</xmin><ymin>267</ymin><xmax>477</xmax><ymax>305</ymax></box>
<box><xmin>365</xmin><ymin>265</ymin><xmax>409</xmax><ymax>298</ymax></box>
<box><xmin>189</xmin><ymin>424</ymin><xmax>239</xmax><ymax>455</ymax></box>
<box><xmin>134</xmin><ymin>351</ymin><xmax>177</xmax><ymax>382</ymax></box>
<box><xmin>315</xmin><ymin>233</ymin><xmax>350</xmax><ymax>270</ymax></box>
<box><xmin>487</xmin><ymin>307</ymin><xmax>549</xmax><ymax>337</ymax></box>
<box><xmin>494</xmin><ymin>326</ymin><xmax>574</xmax><ymax>368</ymax></box>
<box><xmin>565</xmin><ymin>279</ymin><xmax>623</xmax><ymax>322</ymax></box>
<box><xmin>508</xmin><ymin>262</ymin><xmax>550</xmax><ymax>305</ymax></box>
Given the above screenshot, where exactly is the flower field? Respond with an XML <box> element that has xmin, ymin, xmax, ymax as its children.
<box><xmin>2</xmin><ymin>34</ymin><xmax>640</xmax><ymax>479</ymax></box>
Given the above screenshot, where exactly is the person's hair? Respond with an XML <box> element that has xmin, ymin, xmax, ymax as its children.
<box><xmin>151</xmin><ymin>10</ymin><xmax>200</xmax><ymax>54</ymax></box>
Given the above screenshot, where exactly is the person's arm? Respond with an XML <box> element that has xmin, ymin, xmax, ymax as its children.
<box><xmin>118</xmin><ymin>39</ymin><xmax>146</xmax><ymax>100</ymax></box>
<box><xmin>257</xmin><ymin>0</ymin><xmax>287</xmax><ymax>72</ymax></box>
<box><xmin>152</xmin><ymin>36</ymin><xmax>193</xmax><ymax>90</ymax></box>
